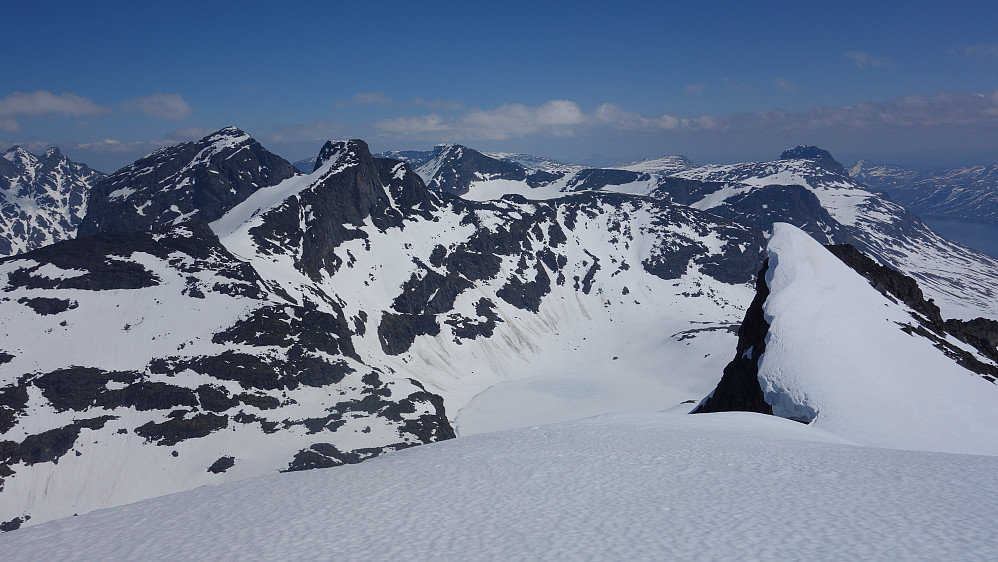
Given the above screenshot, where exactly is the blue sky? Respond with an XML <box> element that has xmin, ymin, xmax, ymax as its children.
<box><xmin>3</xmin><ymin>0</ymin><xmax>997</xmax><ymax>172</ymax></box>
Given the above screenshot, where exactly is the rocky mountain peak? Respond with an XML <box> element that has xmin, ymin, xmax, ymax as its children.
<box><xmin>779</xmin><ymin>145</ymin><xmax>846</xmax><ymax>175</ymax></box>
<box><xmin>416</xmin><ymin>144</ymin><xmax>526</xmax><ymax>195</ymax></box>
<box><xmin>78</xmin><ymin>127</ymin><xmax>298</xmax><ymax>236</ymax></box>
<box><xmin>1</xmin><ymin>146</ymin><xmax>104</xmax><ymax>256</ymax></box>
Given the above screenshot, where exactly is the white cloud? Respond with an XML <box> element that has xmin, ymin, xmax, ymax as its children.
<box><xmin>370</xmin><ymin>90</ymin><xmax>998</xmax><ymax>149</ymax></box>
<box><xmin>594</xmin><ymin>103</ymin><xmax>680</xmax><ymax>130</ymax></box>
<box><xmin>845</xmin><ymin>50</ymin><xmax>893</xmax><ymax>69</ymax></box>
<box><xmin>685</xmin><ymin>83</ymin><xmax>706</xmax><ymax>95</ymax></box>
<box><xmin>0</xmin><ymin>91</ymin><xmax>106</xmax><ymax>131</ymax></box>
<box><xmin>374</xmin><ymin>100</ymin><xmax>587</xmax><ymax>140</ymax></box>
<box><xmin>774</xmin><ymin>78</ymin><xmax>798</xmax><ymax>91</ymax></box>
<box><xmin>354</xmin><ymin>91</ymin><xmax>392</xmax><ymax>105</ymax></box>
<box><xmin>120</xmin><ymin>94</ymin><xmax>192</xmax><ymax>120</ymax></box>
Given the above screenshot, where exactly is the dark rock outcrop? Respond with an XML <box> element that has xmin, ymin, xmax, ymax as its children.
<box><xmin>779</xmin><ymin>145</ymin><xmax>847</xmax><ymax>175</ymax></box>
<box><xmin>693</xmin><ymin>259</ymin><xmax>774</xmax><ymax>416</ymax></box>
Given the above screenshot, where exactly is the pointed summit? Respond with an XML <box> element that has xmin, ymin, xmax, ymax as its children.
<box><xmin>78</xmin><ymin>127</ymin><xmax>298</xmax><ymax>236</ymax></box>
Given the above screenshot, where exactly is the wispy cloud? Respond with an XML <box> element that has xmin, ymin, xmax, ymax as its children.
<box><xmin>354</xmin><ymin>91</ymin><xmax>392</xmax><ymax>105</ymax></box>
<box><xmin>165</xmin><ymin>127</ymin><xmax>216</xmax><ymax>142</ymax></box>
<box><xmin>685</xmin><ymin>83</ymin><xmax>706</xmax><ymax>95</ymax></box>
<box><xmin>412</xmin><ymin>98</ymin><xmax>466</xmax><ymax>111</ymax></box>
<box><xmin>371</xmin><ymin>90</ymin><xmax>998</xmax><ymax>144</ymax></box>
<box><xmin>774</xmin><ymin>77</ymin><xmax>798</xmax><ymax>91</ymax></box>
<box><xmin>956</xmin><ymin>43</ymin><xmax>998</xmax><ymax>62</ymax></box>
<box><xmin>845</xmin><ymin>50</ymin><xmax>893</xmax><ymax>69</ymax></box>
<box><xmin>263</xmin><ymin>119</ymin><xmax>350</xmax><ymax>144</ymax></box>
<box><xmin>120</xmin><ymin>94</ymin><xmax>192</xmax><ymax>120</ymax></box>
<box><xmin>0</xmin><ymin>90</ymin><xmax>106</xmax><ymax>132</ymax></box>
<box><xmin>375</xmin><ymin>100</ymin><xmax>587</xmax><ymax>140</ymax></box>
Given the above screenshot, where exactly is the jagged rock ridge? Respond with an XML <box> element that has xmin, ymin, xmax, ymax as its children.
<box><xmin>1</xmin><ymin>146</ymin><xmax>104</xmax><ymax>256</ymax></box>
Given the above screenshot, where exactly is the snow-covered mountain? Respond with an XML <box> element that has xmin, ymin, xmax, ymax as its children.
<box><xmin>415</xmin><ymin>143</ymin><xmax>998</xmax><ymax>320</ymax></box>
<box><xmin>292</xmin><ymin>156</ymin><xmax>317</xmax><ymax>174</ymax></box>
<box><xmin>373</xmin><ymin>149</ymin><xmax>435</xmax><ymax>169</ymax></box>
<box><xmin>0</xmin><ymin>147</ymin><xmax>104</xmax><ymax>257</ymax></box>
<box><xmin>849</xmin><ymin>160</ymin><xmax>998</xmax><ymax>223</ymax></box>
<box><xmin>5</xmin><ymin>130</ymin><xmax>998</xmax><ymax>541</ymax></box>
<box><xmin>696</xmin><ymin>223</ymin><xmax>998</xmax><ymax>454</ymax></box>
<box><xmin>613</xmin><ymin>154</ymin><xmax>697</xmax><ymax>175</ymax></box>
<box><xmin>655</xmin><ymin>146</ymin><xmax>998</xmax><ymax>321</ymax></box>
<box><xmin>416</xmin><ymin>143</ymin><xmax>664</xmax><ymax>201</ymax></box>
<box><xmin>1</xmin><ymin>133</ymin><xmax>767</xmax><ymax>531</ymax></box>
<box><xmin>77</xmin><ymin>127</ymin><xmax>298</xmax><ymax>236</ymax></box>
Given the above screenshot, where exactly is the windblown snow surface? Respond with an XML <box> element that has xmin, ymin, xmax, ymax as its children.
<box><xmin>2</xmin><ymin>412</ymin><xmax>997</xmax><ymax>561</ymax></box>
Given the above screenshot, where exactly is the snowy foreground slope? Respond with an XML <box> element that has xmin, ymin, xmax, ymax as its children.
<box><xmin>2</xmin><ymin>412</ymin><xmax>997</xmax><ymax>561</ymax></box>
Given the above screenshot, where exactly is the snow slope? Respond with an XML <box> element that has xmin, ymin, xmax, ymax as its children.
<box><xmin>759</xmin><ymin>223</ymin><xmax>998</xmax><ymax>454</ymax></box>
<box><xmin>2</xmin><ymin>411</ymin><xmax>997</xmax><ymax>561</ymax></box>
<box><xmin>699</xmin><ymin>223</ymin><xmax>998</xmax><ymax>455</ymax></box>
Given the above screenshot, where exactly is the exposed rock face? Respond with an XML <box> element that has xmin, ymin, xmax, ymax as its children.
<box><xmin>692</xmin><ymin>259</ymin><xmax>773</xmax><ymax>416</ymax></box>
<box><xmin>779</xmin><ymin>145</ymin><xmax>847</xmax><ymax>175</ymax></box>
<box><xmin>416</xmin><ymin>144</ymin><xmax>528</xmax><ymax>195</ymax></box>
<box><xmin>77</xmin><ymin>127</ymin><xmax>297</xmax><ymax>236</ymax></box>
<box><xmin>0</xmin><ymin>146</ymin><xmax>104</xmax><ymax>256</ymax></box>
<box><xmin>707</xmin><ymin>184</ymin><xmax>851</xmax><ymax>244</ymax></box>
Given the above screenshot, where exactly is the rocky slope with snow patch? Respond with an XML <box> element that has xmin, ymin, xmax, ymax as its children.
<box><xmin>667</xmin><ymin>146</ymin><xmax>998</xmax><ymax>320</ymax></box>
<box><xmin>0</xmin><ymin>220</ymin><xmax>452</xmax><ymax>531</ymax></box>
<box><xmin>0</xmin><ymin>147</ymin><xmax>104</xmax><ymax>256</ymax></box>
<box><xmin>416</xmin><ymin>143</ymin><xmax>665</xmax><ymax>200</ymax></box>
<box><xmin>77</xmin><ymin>127</ymin><xmax>297</xmax><ymax>236</ymax></box>
<box><xmin>1</xmin><ymin>135</ymin><xmax>768</xmax><ymax>531</ymax></box>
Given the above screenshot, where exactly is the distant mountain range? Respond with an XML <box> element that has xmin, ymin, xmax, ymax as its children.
<box><xmin>2</xmin><ymin>131</ymin><xmax>998</xmax><ymax>536</ymax></box>
<box><xmin>849</xmin><ymin>160</ymin><xmax>998</xmax><ymax>223</ymax></box>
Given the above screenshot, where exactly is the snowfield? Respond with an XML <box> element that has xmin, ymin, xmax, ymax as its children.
<box><xmin>2</xmin><ymin>411</ymin><xmax>997</xmax><ymax>561</ymax></box>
